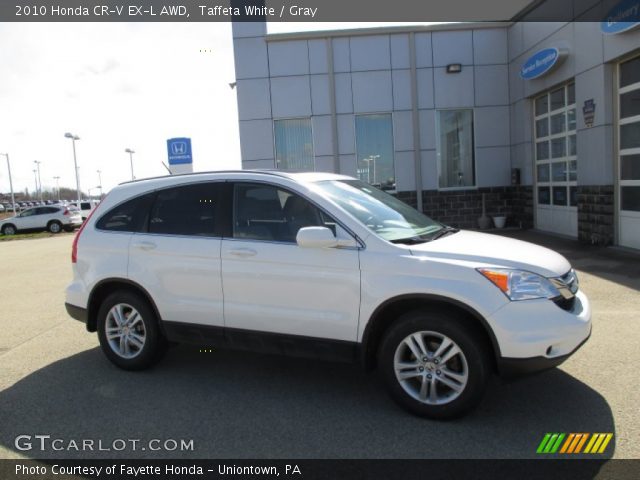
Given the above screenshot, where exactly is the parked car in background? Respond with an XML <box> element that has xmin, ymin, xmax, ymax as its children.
<box><xmin>65</xmin><ymin>171</ymin><xmax>591</xmax><ymax>419</ymax></box>
<box><xmin>0</xmin><ymin>205</ymin><xmax>83</xmax><ymax>235</ymax></box>
<box><xmin>0</xmin><ymin>204</ymin><xmax>5</xmax><ymax>213</ymax></box>
<box><xmin>69</xmin><ymin>200</ymin><xmax>99</xmax><ymax>220</ymax></box>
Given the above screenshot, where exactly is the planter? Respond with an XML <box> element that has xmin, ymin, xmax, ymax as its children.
<box><xmin>493</xmin><ymin>216</ymin><xmax>507</xmax><ymax>229</ymax></box>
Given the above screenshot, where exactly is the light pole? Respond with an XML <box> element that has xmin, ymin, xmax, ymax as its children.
<box><xmin>96</xmin><ymin>170</ymin><xmax>102</xmax><ymax>198</ymax></box>
<box><xmin>64</xmin><ymin>132</ymin><xmax>82</xmax><ymax>203</ymax></box>
<box><xmin>125</xmin><ymin>148</ymin><xmax>135</xmax><ymax>180</ymax></box>
<box><xmin>34</xmin><ymin>160</ymin><xmax>42</xmax><ymax>202</ymax></box>
<box><xmin>53</xmin><ymin>176</ymin><xmax>61</xmax><ymax>201</ymax></box>
<box><xmin>32</xmin><ymin>169</ymin><xmax>38</xmax><ymax>200</ymax></box>
<box><xmin>0</xmin><ymin>153</ymin><xmax>16</xmax><ymax>212</ymax></box>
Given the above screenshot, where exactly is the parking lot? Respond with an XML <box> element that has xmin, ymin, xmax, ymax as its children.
<box><xmin>0</xmin><ymin>231</ymin><xmax>639</xmax><ymax>459</ymax></box>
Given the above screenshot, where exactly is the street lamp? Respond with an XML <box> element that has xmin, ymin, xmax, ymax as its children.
<box><xmin>0</xmin><ymin>153</ymin><xmax>17</xmax><ymax>212</ymax></box>
<box><xmin>96</xmin><ymin>170</ymin><xmax>103</xmax><ymax>198</ymax></box>
<box><xmin>64</xmin><ymin>132</ymin><xmax>82</xmax><ymax>204</ymax></box>
<box><xmin>53</xmin><ymin>176</ymin><xmax>61</xmax><ymax>201</ymax></box>
<box><xmin>34</xmin><ymin>160</ymin><xmax>42</xmax><ymax>202</ymax></box>
<box><xmin>32</xmin><ymin>169</ymin><xmax>38</xmax><ymax>200</ymax></box>
<box><xmin>125</xmin><ymin>148</ymin><xmax>135</xmax><ymax>180</ymax></box>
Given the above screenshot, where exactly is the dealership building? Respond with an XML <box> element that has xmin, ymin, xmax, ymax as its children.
<box><xmin>232</xmin><ymin>1</ymin><xmax>640</xmax><ymax>250</ymax></box>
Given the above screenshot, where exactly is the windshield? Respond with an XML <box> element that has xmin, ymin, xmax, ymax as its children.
<box><xmin>315</xmin><ymin>179</ymin><xmax>444</xmax><ymax>242</ymax></box>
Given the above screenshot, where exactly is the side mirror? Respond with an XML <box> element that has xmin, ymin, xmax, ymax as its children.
<box><xmin>296</xmin><ymin>227</ymin><xmax>338</xmax><ymax>248</ymax></box>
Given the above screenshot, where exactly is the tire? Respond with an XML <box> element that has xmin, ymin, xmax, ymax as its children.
<box><xmin>2</xmin><ymin>224</ymin><xmax>16</xmax><ymax>235</ymax></box>
<box><xmin>97</xmin><ymin>290</ymin><xmax>167</xmax><ymax>370</ymax></box>
<box><xmin>48</xmin><ymin>221</ymin><xmax>62</xmax><ymax>234</ymax></box>
<box><xmin>379</xmin><ymin>309</ymin><xmax>490</xmax><ymax>419</ymax></box>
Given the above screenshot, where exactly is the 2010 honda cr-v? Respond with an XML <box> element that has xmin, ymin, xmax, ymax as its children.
<box><xmin>65</xmin><ymin>171</ymin><xmax>591</xmax><ymax>419</ymax></box>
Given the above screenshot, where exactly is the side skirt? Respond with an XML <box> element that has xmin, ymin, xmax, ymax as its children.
<box><xmin>162</xmin><ymin>321</ymin><xmax>360</xmax><ymax>364</ymax></box>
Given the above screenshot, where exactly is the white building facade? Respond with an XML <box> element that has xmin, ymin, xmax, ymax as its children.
<box><xmin>232</xmin><ymin>2</ymin><xmax>640</xmax><ymax>249</ymax></box>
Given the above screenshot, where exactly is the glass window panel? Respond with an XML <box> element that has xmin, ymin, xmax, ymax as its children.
<box><xmin>568</xmin><ymin>83</ymin><xmax>576</xmax><ymax>105</ymax></box>
<box><xmin>568</xmin><ymin>134</ymin><xmax>577</xmax><ymax>156</ymax></box>
<box><xmin>621</xmin><ymin>186</ymin><xmax>640</xmax><ymax>211</ymax></box>
<box><xmin>537</xmin><ymin>164</ymin><xmax>550</xmax><ymax>182</ymax></box>
<box><xmin>620</xmin><ymin>90</ymin><xmax>640</xmax><ymax>119</ymax></box>
<box><xmin>356</xmin><ymin>114</ymin><xmax>396</xmax><ymax>190</ymax></box>
<box><xmin>274</xmin><ymin>119</ymin><xmax>314</xmax><ymax>171</ymax></box>
<box><xmin>567</xmin><ymin>108</ymin><xmax>576</xmax><ymax>131</ymax></box>
<box><xmin>538</xmin><ymin>187</ymin><xmax>550</xmax><ymax>205</ymax></box>
<box><xmin>569</xmin><ymin>160</ymin><xmax>577</xmax><ymax>181</ymax></box>
<box><xmin>621</xmin><ymin>56</ymin><xmax>640</xmax><ymax>88</ymax></box>
<box><xmin>536</xmin><ymin>141</ymin><xmax>549</xmax><ymax>160</ymax></box>
<box><xmin>149</xmin><ymin>184</ymin><xmax>222</xmax><ymax>237</ymax></box>
<box><xmin>536</xmin><ymin>118</ymin><xmax>549</xmax><ymax>137</ymax></box>
<box><xmin>621</xmin><ymin>121</ymin><xmax>640</xmax><ymax>150</ymax></box>
<box><xmin>621</xmin><ymin>154</ymin><xmax>640</xmax><ymax>180</ymax></box>
<box><xmin>550</xmin><ymin>87</ymin><xmax>565</xmax><ymax>111</ymax></box>
<box><xmin>550</xmin><ymin>113</ymin><xmax>566</xmax><ymax>135</ymax></box>
<box><xmin>233</xmin><ymin>183</ymin><xmax>327</xmax><ymax>242</ymax></box>
<box><xmin>535</xmin><ymin>95</ymin><xmax>548</xmax><ymax>116</ymax></box>
<box><xmin>436</xmin><ymin>110</ymin><xmax>475</xmax><ymax>188</ymax></box>
<box><xmin>570</xmin><ymin>186</ymin><xmax>577</xmax><ymax>206</ymax></box>
<box><xmin>552</xmin><ymin>162</ymin><xmax>567</xmax><ymax>182</ymax></box>
<box><xmin>96</xmin><ymin>193</ymin><xmax>156</xmax><ymax>232</ymax></box>
<box><xmin>553</xmin><ymin>186</ymin><xmax>568</xmax><ymax>206</ymax></box>
<box><xmin>551</xmin><ymin>137</ymin><xmax>566</xmax><ymax>158</ymax></box>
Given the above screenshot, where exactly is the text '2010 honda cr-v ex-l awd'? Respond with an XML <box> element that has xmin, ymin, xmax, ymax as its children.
<box><xmin>65</xmin><ymin>171</ymin><xmax>591</xmax><ymax>419</ymax></box>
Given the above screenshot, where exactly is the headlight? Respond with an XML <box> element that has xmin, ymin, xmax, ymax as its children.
<box><xmin>477</xmin><ymin>268</ymin><xmax>561</xmax><ymax>301</ymax></box>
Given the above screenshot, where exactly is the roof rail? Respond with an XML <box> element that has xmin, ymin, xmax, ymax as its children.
<box><xmin>117</xmin><ymin>169</ymin><xmax>293</xmax><ymax>186</ymax></box>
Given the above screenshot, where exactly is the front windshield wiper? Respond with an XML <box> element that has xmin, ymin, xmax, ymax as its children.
<box><xmin>429</xmin><ymin>225</ymin><xmax>460</xmax><ymax>241</ymax></box>
<box><xmin>390</xmin><ymin>236</ymin><xmax>429</xmax><ymax>245</ymax></box>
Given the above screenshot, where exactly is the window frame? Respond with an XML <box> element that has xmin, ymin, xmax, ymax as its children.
<box><xmin>354</xmin><ymin>112</ymin><xmax>397</xmax><ymax>193</ymax></box>
<box><xmin>273</xmin><ymin>117</ymin><xmax>316</xmax><ymax>172</ymax></box>
<box><xmin>435</xmin><ymin>108</ymin><xmax>477</xmax><ymax>191</ymax></box>
<box><xmin>533</xmin><ymin>82</ymin><xmax>577</xmax><ymax>209</ymax></box>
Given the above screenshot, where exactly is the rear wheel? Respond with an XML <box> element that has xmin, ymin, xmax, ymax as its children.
<box><xmin>379</xmin><ymin>309</ymin><xmax>490</xmax><ymax>419</ymax></box>
<box><xmin>48</xmin><ymin>221</ymin><xmax>62</xmax><ymax>233</ymax></box>
<box><xmin>2</xmin><ymin>224</ymin><xmax>16</xmax><ymax>235</ymax></box>
<box><xmin>97</xmin><ymin>291</ymin><xmax>166</xmax><ymax>370</ymax></box>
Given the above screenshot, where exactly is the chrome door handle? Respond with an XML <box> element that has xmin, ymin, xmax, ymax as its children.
<box><xmin>132</xmin><ymin>241</ymin><xmax>157</xmax><ymax>251</ymax></box>
<box><xmin>228</xmin><ymin>248</ymin><xmax>257</xmax><ymax>258</ymax></box>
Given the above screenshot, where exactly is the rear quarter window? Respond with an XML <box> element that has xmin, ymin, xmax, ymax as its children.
<box><xmin>96</xmin><ymin>193</ymin><xmax>155</xmax><ymax>232</ymax></box>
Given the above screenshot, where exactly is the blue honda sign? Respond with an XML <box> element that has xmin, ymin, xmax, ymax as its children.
<box><xmin>601</xmin><ymin>0</ymin><xmax>640</xmax><ymax>34</ymax></box>
<box><xmin>520</xmin><ymin>48</ymin><xmax>565</xmax><ymax>80</ymax></box>
<box><xmin>167</xmin><ymin>138</ymin><xmax>192</xmax><ymax>165</ymax></box>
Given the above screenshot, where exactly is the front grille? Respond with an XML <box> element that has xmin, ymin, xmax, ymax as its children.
<box><xmin>550</xmin><ymin>269</ymin><xmax>579</xmax><ymax>311</ymax></box>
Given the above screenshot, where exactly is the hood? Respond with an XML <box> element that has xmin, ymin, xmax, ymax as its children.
<box><xmin>409</xmin><ymin>230</ymin><xmax>571</xmax><ymax>278</ymax></box>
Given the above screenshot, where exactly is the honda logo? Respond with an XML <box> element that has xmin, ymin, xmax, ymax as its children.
<box><xmin>171</xmin><ymin>142</ymin><xmax>187</xmax><ymax>155</ymax></box>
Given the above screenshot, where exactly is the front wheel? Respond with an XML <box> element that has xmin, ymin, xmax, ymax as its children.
<box><xmin>48</xmin><ymin>221</ymin><xmax>62</xmax><ymax>233</ymax></box>
<box><xmin>379</xmin><ymin>310</ymin><xmax>490</xmax><ymax>419</ymax></box>
<box><xmin>97</xmin><ymin>291</ymin><xmax>166</xmax><ymax>370</ymax></box>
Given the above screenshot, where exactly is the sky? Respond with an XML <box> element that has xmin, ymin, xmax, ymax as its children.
<box><xmin>0</xmin><ymin>22</ymin><xmax>432</xmax><ymax>197</ymax></box>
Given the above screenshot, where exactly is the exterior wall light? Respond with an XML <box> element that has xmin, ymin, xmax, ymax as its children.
<box><xmin>446</xmin><ymin>64</ymin><xmax>462</xmax><ymax>73</ymax></box>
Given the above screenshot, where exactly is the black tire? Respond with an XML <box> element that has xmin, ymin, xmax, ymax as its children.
<box><xmin>97</xmin><ymin>290</ymin><xmax>167</xmax><ymax>370</ymax></box>
<box><xmin>48</xmin><ymin>221</ymin><xmax>63</xmax><ymax>234</ymax></box>
<box><xmin>379</xmin><ymin>309</ymin><xmax>490</xmax><ymax>419</ymax></box>
<box><xmin>2</xmin><ymin>224</ymin><xmax>17</xmax><ymax>235</ymax></box>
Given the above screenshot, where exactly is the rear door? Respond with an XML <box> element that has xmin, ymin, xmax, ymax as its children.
<box><xmin>128</xmin><ymin>182</ymin><xmax>228</xmax><ymax>330</ymax></box>
<box><xmin>220</xmin><ymin>182</ymin><xmax>361</xmax><ymax>342</ymax></box>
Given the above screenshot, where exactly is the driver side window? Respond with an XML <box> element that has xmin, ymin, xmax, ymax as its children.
<box><xmin>233</xmin><ymin>183</ymin><xmax>334</xmax><ymax>243</ymax></box>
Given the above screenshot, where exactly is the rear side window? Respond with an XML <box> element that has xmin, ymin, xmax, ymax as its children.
<box><xmin>96</xmin><ymin>193</ymin><xmax>155</xmax><ymax>232</ymax></box>
<box><xmin>148</xmin><ymin>183</ymin><xmax>224</xmax><ymax>237</ymax></box>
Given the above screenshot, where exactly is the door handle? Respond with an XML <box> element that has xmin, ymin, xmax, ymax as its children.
<box><xmin>132</xmin><ymin>241</ymin><xmax>157</xmax><ymax>251</ymax></box>
<box><xmin>228</xmin><ymin>248</ymin><xmax>257</xmax><ymax>258</ymax></box>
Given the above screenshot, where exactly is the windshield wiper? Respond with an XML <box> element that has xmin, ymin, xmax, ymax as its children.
<box><xmin>390</xmin><ymin>236</ymin><xmax>429</xmax><ymax>245</ymax></box>
<box><xmin>429</xmin><ymin>225</ymin><xmax>460</xmax><ymax>241</ymax></box>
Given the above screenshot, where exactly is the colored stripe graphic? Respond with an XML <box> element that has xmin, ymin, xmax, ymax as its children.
<box><xmin>539</xmin><ymin>433</ymin><xmax>613</xmax><ymax>454</ymax></box>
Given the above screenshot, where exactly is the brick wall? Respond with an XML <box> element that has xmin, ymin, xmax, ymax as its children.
<box><xmin>577</xmin><ymin>185</ymin><xmax>614</xmax><ymax>246</ymax></box>
<box><xmin>396</xmin><ymin>186</ymin><xmax>534</xmax><ymax>229</ymax></box>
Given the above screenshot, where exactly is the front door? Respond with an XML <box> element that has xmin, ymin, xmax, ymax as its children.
<box><xmin>221</xmin><ymin>182</ymin><xmax>361</xmax><ymax>342</ymax></box>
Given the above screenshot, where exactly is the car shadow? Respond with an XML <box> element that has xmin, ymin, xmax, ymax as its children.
<box><xmin>0</xmin><ymin>345</ymin><xmax>615</xmax><ymax>461</ymax></box>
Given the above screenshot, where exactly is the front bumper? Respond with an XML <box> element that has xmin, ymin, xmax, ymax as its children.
<box><xmin>489</xmin><ymin>290</ymin><xmax>592</xmax><ymax>377</ymax></box>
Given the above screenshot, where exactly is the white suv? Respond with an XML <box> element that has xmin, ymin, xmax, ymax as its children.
<box><xmin>65</xmin><ymin>171</ymin><xmax>591</xmax><ymax>418</ymax></box>
<box><xmin>1</xmin><ymin>205</ymin><xmax>83</xmax><ymax>235</ymax></box>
